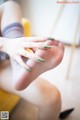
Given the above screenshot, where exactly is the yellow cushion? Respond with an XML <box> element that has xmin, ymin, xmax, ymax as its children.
<box><xmin>22</xmin><ymin>18</ymin><xmax>31</xmax><ymax>37</ymax></box>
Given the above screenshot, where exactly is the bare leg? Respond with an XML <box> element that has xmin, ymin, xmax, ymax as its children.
<box><xmin>0</xmin><ymin>1</ymin><xmax>64</xmax><ymax>90</ymax></box>
<box><xmin>0</xmin><ymin>1</ymin><xmax>61</xmax><ymax>120</ymax></box>
<box><xmin>0</xmin><ymin>2</ymin><xmax>62</xmax><ymax>119</ymax></box>
<box><xmin>0</xmin><ymin>67</ymin><xmax>61</xmax><ymax>120</ymax></box>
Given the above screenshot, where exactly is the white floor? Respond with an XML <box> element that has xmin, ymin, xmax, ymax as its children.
<box><xmin>41</xmin><ymin>45</ymin><xmax>80</xmax><ymax>120</ymax></box>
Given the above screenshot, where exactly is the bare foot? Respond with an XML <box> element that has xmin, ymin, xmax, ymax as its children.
<box><xmin>12</xmin><ymin>39</ymin><xmax>64</xmax><ymax>90</ymax></box>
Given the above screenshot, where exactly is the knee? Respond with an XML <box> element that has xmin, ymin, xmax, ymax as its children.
<box><xmin>37</xmin><ymin>80</ymin><xmax>61</xmax><ymax>110</ymax></box>
<box><xmin>44</xmin><ymin>85</ymin><xmax>61</xmax><ymax>110</ymax></box>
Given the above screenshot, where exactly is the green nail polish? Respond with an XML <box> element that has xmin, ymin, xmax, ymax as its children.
<box><xmin>47</xmin><ymin>37</ymin><xmax>55</xmax><ymax>41</ymax></box>
<box><xmin>43</xmin><ymin>45</ymin><xmax>52</xmax><ymax>49</ymax></box>
<box><xmin>26</xmin><ymin>68</ymin><xmax>32</xmax><ymax>72</ymax></box>
<box><xmin>37</xmin><ymin>58</ymin><xmax>45</xmax><ymax>62</ymax></box>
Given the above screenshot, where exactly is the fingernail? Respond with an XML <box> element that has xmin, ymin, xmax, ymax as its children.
<box><xmin>47</xmin><ymin>37</ymin><xmax>55</xmax><ymax>41</ymax></box>
<box><xmin>43</xmin><ymin>45</ymin><xmax>52</xmax><ymax>49</ymax></box>
<box><xmin>26</xmin><ymin>68</ymin><xmax>32</xmax><ymax>72</ymax></box>
<box><xmin>37</xmin><ymin>58</ymin><xmax>45</xmax><ymax>62</ymax></box>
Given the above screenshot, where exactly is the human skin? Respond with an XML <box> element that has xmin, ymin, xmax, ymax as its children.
<box><xmin>0</xmin><ymin>1</ymin><xmax>64</xmax><ymax>120</ymax></box>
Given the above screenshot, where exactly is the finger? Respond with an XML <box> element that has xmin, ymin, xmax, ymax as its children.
<box><xmin>21</xmin><ymin>42</ymin><xmax>52</xmax><ymax>49</ymax></box>
<box><xmin>15</xmin><ymin>55</ymin><xmax>32</xmax><ymax>71</ymax></box>
<box><xmin>23</xmin><ymin>37</ymin><xmax>47</xmax><ymax>42</ymax></box>
<box><xmin>18</xmin><ymin>49</ymin><xmax>45</xmax><ymax>62</ymax></box>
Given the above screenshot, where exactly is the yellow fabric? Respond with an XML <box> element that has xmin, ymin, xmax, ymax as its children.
<box><xmin>22</xmin><ymin>18</ymin><xmax>31</xmax><ymax>37</ymax></box>
<box><xmin>0</xmin><ymin>90</ymin><xmax>20</xmax><ymax>111</ymax></box>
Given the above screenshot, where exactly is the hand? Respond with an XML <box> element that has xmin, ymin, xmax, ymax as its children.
<box><xmin>29</xmin><ymin>39</ymin><xmax>64</xmax><ymax>70</ymax></box>
<box><xmin>2</xmin><ymin>37</ymin><xmax>51</xmax><ymax>69</ymax></box>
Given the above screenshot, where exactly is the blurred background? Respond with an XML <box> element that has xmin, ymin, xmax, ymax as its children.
<box><xmin>0</xmin><ymin>0</ymin><xmax>80</xmax><ymax>120</ymax></box>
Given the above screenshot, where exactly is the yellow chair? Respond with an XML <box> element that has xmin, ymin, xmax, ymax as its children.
<box><xmin>0</xmin><ymin>18</ymin><xmax>31</xmax><ymax>112</ymax></box>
